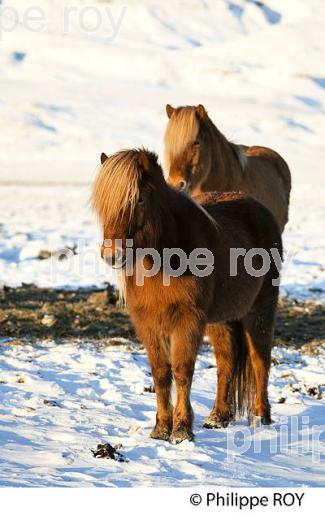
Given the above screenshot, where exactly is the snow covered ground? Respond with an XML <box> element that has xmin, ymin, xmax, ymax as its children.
<box><xmin>1</xmin><ymin>338</ymin><xmax>324</xmax><ymax>487</ymax></box>
<box><xmin>0</xmin><ymin>0</ymin><xmax>325</xmax><ymax>487</ymax></box>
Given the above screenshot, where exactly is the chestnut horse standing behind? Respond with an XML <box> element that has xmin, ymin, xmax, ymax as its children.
<box><xmin>164</xmin><ymin>104</ymin><xmax>291</xmax><ymax>233</ymax></box>
<box><xmin>92</xmin><ymin>149</ymin><xmax>282</xmax><ymax>444</ymax></box>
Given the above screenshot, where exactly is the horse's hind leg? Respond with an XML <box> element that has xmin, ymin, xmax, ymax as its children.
<box><xmin>242</xmin><ymin>297</ymin><xmax>277</xmax><ymax>425</ymax></box>
<box><xmin>204</xmin><ymin>323</ymin><xmax>236</xmax><ymax>429</ymax></box>
<box><xmin>145</xmin><ymin>338</ymin><xmax>173</xmax><ymax>441</ymax></box>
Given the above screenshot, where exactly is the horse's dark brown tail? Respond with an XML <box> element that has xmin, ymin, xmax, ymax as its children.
<box><xmin>229</xmin><ymin>322</ymin><xmax>255</xmax><ymax>419</ymax></box>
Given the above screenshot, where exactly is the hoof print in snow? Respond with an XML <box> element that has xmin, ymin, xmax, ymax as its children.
<box><xmin>91</xmin><ymin>443</ymin><xmax>127</xmax><ymax>462</ymax></box>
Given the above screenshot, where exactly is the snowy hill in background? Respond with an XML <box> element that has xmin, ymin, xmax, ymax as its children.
<box><xmin>1</xmin><ymin>0</ymin><xmax>325</xmax><ymax>183</ymax></box>
<box><xmin>0</xmin><ymin>0</ymin><xmax>324</xmax><ymax>296</ymax></box>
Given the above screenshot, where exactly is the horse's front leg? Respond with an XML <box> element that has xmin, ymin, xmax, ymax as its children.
<box><xmin>170</xmin><ymin>320</ymin><xmax>204</xmax><ymax>444</ymax></box>
<box><xmin>145</xmin><ymin>338</ymin><xmax>173</xmax><ymax>441</ymax></box>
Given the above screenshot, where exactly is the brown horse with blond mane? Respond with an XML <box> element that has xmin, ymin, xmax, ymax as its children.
<box><xmin>92</xmin><ymin>148</ymin><xmax>282</xmax><ymax>444</ymax></box>
<box><xmin>164</xmin><ymin>104</ymin><xmax>291</xmax><ymax>232</ymax></box>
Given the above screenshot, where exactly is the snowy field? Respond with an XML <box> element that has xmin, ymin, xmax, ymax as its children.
<box><xmin>0</xmin><ymin>0</ymin><xmax>325</xmax><ymax>487</ymax></box>
<box><xmin>1</xmin><ymin>338</ymin><xmax>324</xmax><ymax>487</ymax></box>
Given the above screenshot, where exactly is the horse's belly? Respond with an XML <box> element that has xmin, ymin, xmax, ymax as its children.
<box><xmin>207</xmin><ymin>276</ymin><xmax>264</xmax><ymax>323</ymax></box>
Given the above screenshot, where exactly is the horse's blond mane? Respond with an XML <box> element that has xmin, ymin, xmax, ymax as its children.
<box><xmin>92</xmin><ymin>149</ymin><xmax>142</xmax><ymax>226</ymax></box>
<box><xmin>164</xmin><ymin>107</ymin><xmax>199</xmax><ymax>169</ymax></box>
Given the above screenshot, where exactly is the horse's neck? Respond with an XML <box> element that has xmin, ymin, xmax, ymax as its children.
<box><xmin>165</xmin><ymin>192</ymin><xmax>219</xmax><ymax>252</ymax></box>
<box><xmin>125</xmin><ymin>193</ymin><xmax>218</xmax><ymax>299</ymax></box>
<box><xmin>136</xmin><ymin>191</ymin><xmax>215</xmax><ymax>256</ymax></box>
<box><xmin>204</xmin><ymin>120</ymin><xmax>244</xmax><ymax>192</ymax></box>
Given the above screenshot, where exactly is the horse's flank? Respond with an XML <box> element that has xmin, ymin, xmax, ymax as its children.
<box><xmin>164</xmin><ymin>105</ymin><xmax>291</xmax><ymax>232</ymax></box>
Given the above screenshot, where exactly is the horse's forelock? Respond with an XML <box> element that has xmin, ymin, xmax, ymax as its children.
<box><xmin>164</xmin><ymin>106</ymin><xmax>200</xmax><ymax>168</ymax></box>
<box><xmin>92</xmin><ymin>149</ymin><xmax>142</xmax><ymax>227</ymax></box>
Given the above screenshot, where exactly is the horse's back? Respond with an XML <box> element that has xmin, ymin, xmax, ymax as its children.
<box><xmin>194</xmin><ymin>191</ymin><xmax>246</xmax><ymax>206</ymax></box>
<box><xmin>194</xmin><ymin>191</ymin><xmax>282</xmax><ymax>254</ymax></box>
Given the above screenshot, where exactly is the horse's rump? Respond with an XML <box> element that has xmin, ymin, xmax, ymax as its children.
<box><xmin>244</xmin><ymin>145</ymin><xmax>292</xmax><ymax>200</ymax></box>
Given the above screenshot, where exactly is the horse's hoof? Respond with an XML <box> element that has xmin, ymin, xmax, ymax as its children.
<box><xmin>251</xmin><ymin>415</ymin><xmax>272</xmax><ymax>427</ymax></box>
<box><xmin>150</xmin><ymin>426</ymin><xmax>171</xmax><ymax>441</ymax></box>
<box><xmin>169</xmin><ymin>429</ymin><xmax>194</xmax><ymax>444</ymax></box>
<box><xmin>203</xmin><ymin>416</ymin><xmax>229</xmax><ymax>429</ymax></box>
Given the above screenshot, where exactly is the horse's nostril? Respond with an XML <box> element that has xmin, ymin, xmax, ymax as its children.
<box><xmin>178</xmin><ymin>180</ymin><xmax>187</xmax><ymax>191</ymax></box>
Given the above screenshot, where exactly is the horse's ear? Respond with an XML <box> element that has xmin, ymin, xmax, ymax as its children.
<box><xmin>195</xmin><ymin>104</ymin><xmax>207</xmax><ymax>119</ymax></box>
<box><xmin>101</xmin><ymin>152</ymin><xmax>108</xmax><ymax>165</ymax></box>
<box><xmin>166</xmin><ymin>104</ymin><xmax>175</xmax><ymax>119</ymax></box>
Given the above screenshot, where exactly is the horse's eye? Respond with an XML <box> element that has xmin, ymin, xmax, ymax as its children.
<box><xmin>137</xmin><ymin>196</ymin><xmax>145</xmax><ymax>206</ymax></box>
